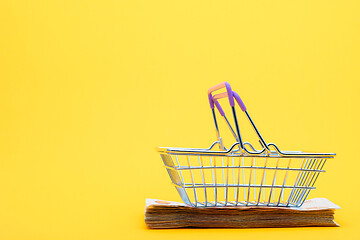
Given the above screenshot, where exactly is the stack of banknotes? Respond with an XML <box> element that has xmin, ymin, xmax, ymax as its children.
<box><xmin>145</xmin><ymin>198</ymin><xmax>340</xmax><ymax>229</ymax></box>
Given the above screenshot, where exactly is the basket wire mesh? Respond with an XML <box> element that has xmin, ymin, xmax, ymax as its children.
<box><xmin>161</xmin><ymin>154</ymin><xmax>327</xmax><ymax>207</ymax></box>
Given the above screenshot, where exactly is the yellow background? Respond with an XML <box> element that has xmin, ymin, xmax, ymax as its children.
<box><xmin>0</xmin><ymin>1</ymin><xmax>359</xmax><ymax>239</ymax></box>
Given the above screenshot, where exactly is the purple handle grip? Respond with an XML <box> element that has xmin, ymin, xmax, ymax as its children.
<box><xmin>214</xmin><ymin>101</ymin><xmax>226</xmax><ymax>116</ymax></box>
<box><xmin>212</xmin><ymin>90</ymin><xmax>247</xmax><ymax>116</ymax></box>
<box><xmin>208</xmin><ymin>82</ymin><xmax>234</xmax><ymax>109</ymax></box>
<box><xmin>233</xmin><ymin>91</ymin><xmax>247</xmax><ymax>112</ymax></box>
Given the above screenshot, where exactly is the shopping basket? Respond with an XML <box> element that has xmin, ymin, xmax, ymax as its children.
<box><xmin>157</xmin><ymin>82</ymin><xmax>335</xmax><ymax>208</ymax></box>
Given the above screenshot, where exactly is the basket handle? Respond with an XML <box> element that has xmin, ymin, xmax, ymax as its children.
<box><xmin>213</xmin><ymin>91</ymin><xmax>247</xmax><ymax>115</ymax></box>
<box><xmin>208</xmin><ymin>82</ymin><xmax>270</xmax><ymax>154</ymax></box>
<box><xmin>208</xmin><ymin>82</ymin><xmax>234</xmax><ymax>109</ymax></box>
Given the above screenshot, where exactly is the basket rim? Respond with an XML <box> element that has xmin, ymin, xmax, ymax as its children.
<box><xmin>156</xmin><ymin>146</ymin><xmax>336</xmax><ymax>159</ymax></box>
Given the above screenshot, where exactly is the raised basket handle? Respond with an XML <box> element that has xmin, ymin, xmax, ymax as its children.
<box><xmin>209</xmin><ymin>83</ymin><xmax>270</xmax><ymax>154</ymax></box>
<box><xmin>208</xmin><ymin>82</ymin><xmax>245</xmax><ymax>151</ymax></box>
<box><xmin>213</xmin><ymin>91</ymin><xmax>247</xmax><ymax>115</ymax></box>
<box><xmin>208</xmin><ymin>82</ymin><xmax>234</xmax><ymax>109</ymax></box>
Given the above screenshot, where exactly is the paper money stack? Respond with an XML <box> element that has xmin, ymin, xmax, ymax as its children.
<box><xmin>145</xmin><ymin>198</ymin><xmax>340</xmax><ymax>229</ymax></box>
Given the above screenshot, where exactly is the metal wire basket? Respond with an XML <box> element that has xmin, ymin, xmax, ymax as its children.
<box><xmin>157</xmin><ymin>82</ymin><xmax>335</xmax><ymax>208</ymax></box>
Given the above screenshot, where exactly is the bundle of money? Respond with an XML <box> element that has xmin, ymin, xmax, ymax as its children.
<box><xmin>145</xmin><ymin>198</ymin><xmax>340</xmax><ymax>229</ymax></box>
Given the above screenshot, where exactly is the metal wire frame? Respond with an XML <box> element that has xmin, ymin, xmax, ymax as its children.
<box><xmin>158</xmin><ymin>84</ymin><xmax>335</xmax><ymax>208</ymax></box>
<box><xmin>160</xmin><ymin>152</ymin><xmax>330</xmax><ymax>208</ymax></box>
<box><xmin>157</xmin><ymin>107</ymin><xmax>335</xmax><ymax>208</ymax></box>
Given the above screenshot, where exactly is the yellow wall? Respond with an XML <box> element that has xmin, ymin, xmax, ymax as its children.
<box><xmin>0</xmin><ymin>1</ymin><xmax>359</xmax><ymax>239</ymax></box>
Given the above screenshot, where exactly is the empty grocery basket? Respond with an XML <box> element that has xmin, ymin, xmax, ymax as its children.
<box><xmin>157</xmin><ymin>82</ymin><xmax>335</xmax><ymax>208</ymax></box>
